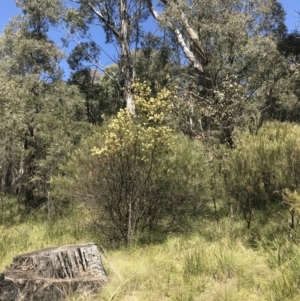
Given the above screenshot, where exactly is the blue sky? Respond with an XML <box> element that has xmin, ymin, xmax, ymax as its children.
<box><xmin>0</xmin><ymin>0</ymin><xmax>298</xmax><ymax>32</ymax></box>
<box><xmin>0</xmin><ymin>0</ymin><xmax>298</xmax><ymax>77</ymax></box>
<box><xmin>281</xmin><ymin>0</ymin><xmax>299</xmax><ymax>30</ymax></box>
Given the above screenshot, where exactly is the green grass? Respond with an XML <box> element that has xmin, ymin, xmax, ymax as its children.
<box><xmin>0</xmin><ymin>199</ymin><xmax>93</xmax><ymax>271</ymax></box>
<box><xmin>92</xmin><ymin>235</ymin><xmax>268</xmax><ymax>301</ymax></box>
<box><xmin>70</xmin><ymin>225</ymin><xmax>300</xmax><ymax>301</ymax></box>
<box><xmin>1</xmin><ymin>200</ymin><xmax>300</xmax><ymax>300</ymax></box>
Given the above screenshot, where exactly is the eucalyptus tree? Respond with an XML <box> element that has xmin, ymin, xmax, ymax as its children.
<box><xmin>68</xmin><ymin>67</ymin><xmax>122</xmax><ymax>124</ymax></box>
<box><xmin>146</xmin><ymin>0</ymin><xmax>287</xmax><ymax>144</ymax></box>
<box><xmin>62</xmin><ymin>0</ymin><xmax>150</xmax><ymax>114</ymax></box>
<box><xmin>67</xmin><ymin>31</ymin><xmax>180</xmax><ymax>124</ymax></box>
<box><xmin>147</xmin><ymin>0</ymin><xmax>286</xmax><ymax>87</ymax></box>
<box><xmin>260</xmin><ymin>30</ymin><xmax>300</xmax><ymax>122</ymax></box>
<box><xmin>134</xmin><ymin>32</ymin><xmax>182</xmax><ymax>93</ymax></box>
<box><xmin>0</xmin><ymin>12</ymin><xmax>89</xmax><ymax>211</ymax></box>
<box><xmin>238</xmin><ymin>29</ymin><xmax>300</xmax><ymax>125</ymax></box>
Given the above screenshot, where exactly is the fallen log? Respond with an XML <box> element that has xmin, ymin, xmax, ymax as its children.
<box><xmin>0</xmin><ymin>243</ymin><xmax>108</xmax><ymax>301</ymax></box>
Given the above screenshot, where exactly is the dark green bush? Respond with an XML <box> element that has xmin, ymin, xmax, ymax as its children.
<box><xmin>223</xmin><ymin>121</ymin><xmax>300</xmax><ymax>229</ymax></box>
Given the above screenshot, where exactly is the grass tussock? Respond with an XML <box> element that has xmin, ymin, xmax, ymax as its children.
<box><xmin>1</xmin><ymin>201</ymin><xmax>300</xmax><ymax>301</ymax></box>
<box><xmin>93</xmin><ymin>234</ymin><xmax>271</xmax><ymax>301</ymax></box>
<box><xmin>66</xmin><ymin>224</ymin><xmax>300</xmax><ymax>301</ymax></box>
<box><xmin>0</xmin><ymin>201</ymin><xmax>93</xmax><ymax>271</ymax></box>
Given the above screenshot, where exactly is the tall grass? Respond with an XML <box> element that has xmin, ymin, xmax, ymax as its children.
<box><xmin>0</xmin><ymin>198</ymin><xmax>92</xmax><ymax>271</ymax></box>
<box><xmin>1</xmin><ymin>197</ymin><xmax>300</xmax><ymax>300</ymax></box>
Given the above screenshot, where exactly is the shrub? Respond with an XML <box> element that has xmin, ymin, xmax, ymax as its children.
<box><xmin>223</xmin><ymin>121</ymin><xmax>300</xmax><ymax>230</ymax></box>
<box><xmin>53</xmin><ymin>83</ymin><xmax>211</xmax><ymax>247</ymax></box>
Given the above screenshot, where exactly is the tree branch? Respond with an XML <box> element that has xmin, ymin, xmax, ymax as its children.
<box><xmin>146</xmin><ymin>0</ymin><xmax>203</xmax><ymax>72</ymax></box>
<box><xmin>86</xmin><ymin>1</ymin><xmax>120</xmax><ymax>39</ymax></box>
<box><xmin>174</xmin><ymin>28</ymin><xmax>203</xmax><ymax>72</ymax></box>
<box><xmin>63</xmin><ymin>26</ymin><xmax>120</xmax><ymax>85</ymax></box>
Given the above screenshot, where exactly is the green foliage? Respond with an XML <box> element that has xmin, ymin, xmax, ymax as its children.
<box><xmin>265</xmin><ymin>239</ymin><xmax>300</xmax><ymax>300</ymax></box>
<box><xmin>92</xmin><ymin>229</ymin><xmax>280</xmax><ymax>301</ymax></box>
<box><xmin>184</xmin><ymin>249</ymin><xmax>207</xmax><ymax>277</ymax></box>
<box><xmin>278</xmin><ymin>31</ymin><xmax>300</xmax><ymax>58</ymax></box>
<box><xmin>256</xmin><ymin>30</ymin><xmax>300</xmax><ymax>124</ymax></box>
<box><xmin>0</xmin><ymin>14</ymin><xmax>92</xmax><ymax>211</ymax></box>
<box><xmin>53</xmin><ymin>83</ymin><xmax>211</xmax><ymax>247</ymax></box>
<box><xmin>0</xmin><ymin>204</ymin><xmax>93</xmax><ymax>272</ymax></box>
<box><xmin>68</xmin><ymin>68</ymin><xmax>122</xmax><ymax>124</ymax></box>
<box><xmin>2</xmin><ymin>1</ymin><xmax>300</xmax><ymax>299</ymax></box>
<box><xmin>223</xmin><ymin>121</ymin><xmax>300</xmax><ymax>229</ymax></box>
<box><xmin>0</xmin><ymin>15</ymin><xmax>63</xmax><ymax>80</ymax></box>
<box><xmin>0</xmin><ymin>76</ymin><xmax>90</xmax><ymax>209</ymax></box>
<box><xmin>173</xmin><ymin>75</ymin><xmax>246</xmax><ymax>146</ymax></box>
<box><xmin>153</xmin><ymin>0</ymin><xmax>287</xmax><ymax>144</ymax></box>
<box><xmin>3</xmin><ymin>197</ymin><xmax>300</xmax><ymax>301</ymax></box>
<box><xmin>134</xmin><ymin>35</ymin><xmax>181</xmax><ymax>95</ymax></box>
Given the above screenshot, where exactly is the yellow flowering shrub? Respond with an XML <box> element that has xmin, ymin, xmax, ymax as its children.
<box><xmin>89</xmin><ymin>82</ymin><xmax>177</xmax><ymax>247</ymax></box>
<box><xmin>91</xmin><ymin>81</ymin><xmax>174</xmax><ymax>162</ymax></box>
<box><xmin>54</xmin><ymin>83</ymin><xmax>211</xmax><ymax>247</ymax></box>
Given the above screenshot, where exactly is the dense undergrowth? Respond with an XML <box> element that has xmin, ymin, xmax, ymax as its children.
<box><xmin>2</xmin><ymin>118</ymin><xmax>300</xmax><ymax>300</ymax></box>
<box><xmin>1</xmin><ymin>195</ymin><xmax>300</xmax><ymax>301</ymax></box>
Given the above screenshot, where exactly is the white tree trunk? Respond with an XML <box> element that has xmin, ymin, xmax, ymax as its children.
<box><xmin>119</xmin><ymin>0</ymin><xmax>135</xmax><ymax>114</ymax></box>
<box><xmin>146</xmin><ymin>0</ymin><xmax>206</xmax><ymax>74</ymax></box>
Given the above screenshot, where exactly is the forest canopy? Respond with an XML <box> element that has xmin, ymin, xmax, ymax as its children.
<box><xmin>0</xmin><ymin>0</ymin><xmax>300</xmax><ymax>247</ymax></box>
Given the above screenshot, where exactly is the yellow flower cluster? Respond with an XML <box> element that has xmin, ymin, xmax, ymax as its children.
<box><xmin>92</xmin><ymin>81</ymin><xmax>174</xmax><ymax>163</ymax></box>
<box><xmin>133</xmin><ymin>80</ymin><xmax>173</xmax><ymax>126</ymax></box>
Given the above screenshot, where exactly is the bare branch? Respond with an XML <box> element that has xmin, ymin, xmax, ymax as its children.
<box><xmin>63</xmin><ymin>26</ymin><xmax>119</xmax><ymax>85</ymax></box>
<box><xmin>85</xmin><ymin>35</ymin><xmax>118</xmax><ymax>65</ymax></box>
<box><xmin>86</xmin><ymin>1</ymin><xmax>120</xmax><ymax>39</ymax></box>
<box><xmin>146</xmin><ymin>0</ymin><xmax>160</xmax><ymax>19</ymax></box>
